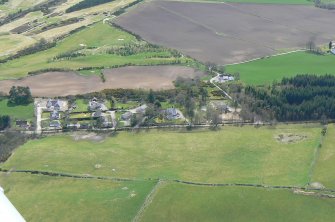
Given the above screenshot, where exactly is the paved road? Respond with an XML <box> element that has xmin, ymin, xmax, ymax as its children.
<box><xmin>35</xmin><ymin>106</ymin><xmax>43</xmax><ymax>135</ymax></box>
<box><xmin>210</xmin><ymin>72</ymin><xmax>233</xmax><ymax>101</ymax></box>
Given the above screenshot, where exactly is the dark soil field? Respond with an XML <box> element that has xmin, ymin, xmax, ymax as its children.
<box><xmin>0</xmin><ymin>66</ymin><xmax>204</xmax><ymax>97</ymax></box>
<box><xmin>116</xmin><ymin>1</ymin><xmax>335</xmax><ymax>64</ymax></box>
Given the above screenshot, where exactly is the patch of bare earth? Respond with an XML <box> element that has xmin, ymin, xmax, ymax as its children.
<box><xmin>275</xmin><ymin>133</ymin><xmax>307</xmax><ymax>144</ymax></box>
<box><xmin>71</xmin><ymin>132</ymin><xmax>105</xmax><ymax>143</ymax></box>
<box><xmin>0</xmin><ymin>66</ymin><xmax>204</xmax><ymax>97</ymax></box>
<box><xmin>115</xmin><ymin>1</ymin><xmax>335</xmax><ymax>64</ymax></box>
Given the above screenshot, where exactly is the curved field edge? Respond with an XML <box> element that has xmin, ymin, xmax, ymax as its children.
<box><xmin>226</xmin><ymin>52</ymin><xmax>335</xmax><ymax>85</ymax></box>
<box><xmin>1</xmin><ymin>124</ymin><xmax>322</xmax><ymax>186</ymax></box>
<box><xmin>0</xmin><ymin>22</ymin><xmax>192</xmax><ymax>80</ymax></box>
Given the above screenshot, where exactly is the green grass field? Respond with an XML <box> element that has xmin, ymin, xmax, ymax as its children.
<box><xmin>0</xmin><ymin>173</ymin><xmax>155</xmax><ymax>222</ymax></box>
<box><xmin>226</xmin><ymin>52</ymin><xmax>335</xmax><ymax>85</ymax></box>
<box><xmin>2</xmin><ymin>124</ymin><xmax>335</xmax><ymax>221</ymax></box>
<box><xmin>1</xmin><ymin>124</ymin><xmax>322</xmax><ymax>186</ymax></box>
<box><xmin>311</xmin><ymin>124</ymin><xmax>335</xmax><ymax>189</ymax></box>
<box><xmin>141</xmin><ymin>183</ymin><xmax>335</xmax><ymax>222</ymax></box>
<box><xmin>0</xmin><ymin>22</ymin><xmax>190</xmax><ymax>80</ymax></box>
<box><xmin>0</xmin><ymin>99</ymin><xmax>34</xmax><ymax>120</ymax></box>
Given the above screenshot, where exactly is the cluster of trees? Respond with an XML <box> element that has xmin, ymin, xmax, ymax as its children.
<box><xmin>106</xmin><ymin>43</ymin><xmax>181</xmax><ymax>57</ymax></box>
<box><xmin>66</xmin><ymin>0</ymin><xmax>114</xmax><ymax>13</ymax></box>
<box><xmin>53</xmin><ymin>48</ymin><xmax>85</xmax><ymax>60</ymax></box>
<box><xmin>0</xmin><ymin>115</ymin><xmax>10</xmax><ymax>130</ymax></box>
<box><xmin>0</xmin><ymin>132</ymin><xmax>28</xmax><ymax>162</ymax></box>
<box><xmin>8</xmin><ymin>86</ymin><xmax>33</xmax><ymax>105</ymax></box>
<box><xmin>112</xmin><ymin>0</ymin><xmax>143</xmax><ymax>16</ymax></box>
<box><xmin>306</xmin><ymin>38</ymin><xmax>324</xmax><ymax>55</ymax></box>
<box><xmin>0</xmin><ymin>0</ymin><xmax>8</xmax><ymax>5</ymax></box>
<box><xmin>242</xmin><ymin>75</ymin><xmax>335</xmax><ymax>121</ymax></box>
<box><xmin>314</xmin><ymin>0</ymin><xmax>335</xmax><ymax>10</ymax></box>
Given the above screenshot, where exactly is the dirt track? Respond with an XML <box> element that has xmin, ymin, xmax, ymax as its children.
<box><xmin>116</xmin><ymin>1</ymin><xmax>335</xmax><ymax>64</ymax></box>
<box><xmin>0</xmin><ymin>66</ymin><xmax>204</xmax><ymax>97</ymax></box>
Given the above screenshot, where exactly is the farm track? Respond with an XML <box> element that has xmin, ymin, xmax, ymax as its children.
<box><xmin>2</xmin><ymin>169</ymin><xmax>335</xmax><ymax>195</ymax></box>
<box><xmin>307</xmin><ymin>125</ymin><xmax>327</xmax><ymax>184</ymax></box>
<box><xmin>132</xmin><ymin>180</ymin><xmax>165</xmax><ymax>222</ymax></box>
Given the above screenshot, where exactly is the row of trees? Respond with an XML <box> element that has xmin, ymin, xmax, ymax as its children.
<box><xmin>66</xmin><ymin>0</ymin><xmax>114</xmax><ymax>13</ymax></box>
<box><xmin>306</xmin><ymin>38</ymin><xmax>324</xmax><ymax>55</ymax></box>
<box><xmin>0</xmin><ymin>0</ymin><xmax>65</xmax><ymax>26</ymax></box>
<box><xmin>105</xmin><ymin>43</ymin><xmax>182</xmax><ymax>57</ymax></box>
<box><xmin>314</xmin><ymin>0</ymin><xmax>335</xmax><ymax>10</ymax></box>
<box><xmin>0</xmin><ymin>39</ymin><xmax>56</xmax><ymax>63</ymax></box>
<box><xmin>112</xmin><ymin>0</ymin><xmax>143</xmax><ymax>16</ymax></box>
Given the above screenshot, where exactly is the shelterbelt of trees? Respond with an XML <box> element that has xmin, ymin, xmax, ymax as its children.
<box><xmin>66</xmin><ymin>0</ymin><xmax>115</xmax><ymax>13</ymax></box>
<box><xmin>243</xmin><ymin>75</ymin><xmax>335</xmax><ymax>121</ymax></box>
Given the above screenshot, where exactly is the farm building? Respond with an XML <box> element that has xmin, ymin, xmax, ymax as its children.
<box><xmin>92</xmin><ymin>110</ymin><xmax>102</xmax><ymax>118</ymax></box>
<box><xmin>46</xmin><ymin>99</ymin><xmax>61</xmax><ymax>111</ymax></box>
<box><xmin>330</xmin><ymin>41</ymin><xmax>335</xmax><ymax>55</ymax></box>
<box><xmin>121</xmin><ymin>111</ymin><xmax>133</xmax><ymax>120</ymax></box>
<box><xmin>133</xmin><ymin>104</ymin><xmax>147</xmax><ymax>114</ymax></box>
<box><xmin>15</xmin><ymin>120</ymin><xmax>30</xmax><ymax>129</ymax></box>
<box><xmin>49</xmin><ymin>120</ymin><xmax>61</xmax><ymax>128</ymax></box>
<box><xmin>165</xmin><ymin>108</ymin><xmax>181</xmax><ymax>120</ymax></box>
<box><xmin>88</xmin><ymin>97</ymin><xmax>107</xmax><ymax>111</ymax></box>
<box><xmin>66</xmin><ymin>123</ymin><xmax>80</xmax><ymax>129</ymax></box>
<box><xmin>50</xmin><ymin>110</ymin><xmax>60</xmax><ymax>120</ymax></box>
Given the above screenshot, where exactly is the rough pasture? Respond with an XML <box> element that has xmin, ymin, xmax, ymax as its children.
<box><xmin>141</xmin><ymin>183</ymin><xmax>335</xmax><ymax>222</ymax></box>
<box><xmin>116</xmin><ymin>1</ymin><xmax>335</xmax><ymax>64</ymax></box>
<box><xmin>0</xmin><ymin>66</ymin><xmax>203</xmax><ymax>97</ymax></box>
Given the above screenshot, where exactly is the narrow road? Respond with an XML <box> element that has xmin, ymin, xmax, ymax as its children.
<box><xmin>107</xmin><ymin>111</ymin><xmax>116</xmax><ymax>129</ymax></box>
<box><xmin>35</xmin><ymin>106</ymin><xmax>43</xmax><ymax>135</ymax></box>
<box><xmin>210</xmin><ymin>72</ymin><xmax>233</xmax><ymax>101</ymax></box>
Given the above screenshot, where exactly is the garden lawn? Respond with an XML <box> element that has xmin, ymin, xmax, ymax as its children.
<box><xmin>74</xmin><ymin>99</ymin><xmax>88</xmax><ymax>112</ymax></box>
<box><xmin>1</xmin><ymin>124</ymin><xmax>322</xmax><ymax>186</ymax></box>
<box><xmin>226</xmin><ymin>52</ymin><xmax>335</xmax><ymax>85</ymax></box>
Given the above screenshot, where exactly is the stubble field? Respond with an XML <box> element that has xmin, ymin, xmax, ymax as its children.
<box><xmin>116</xmin><ymin>1</ymin><xmax>335</xmax><ymax>64</ymax></box>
